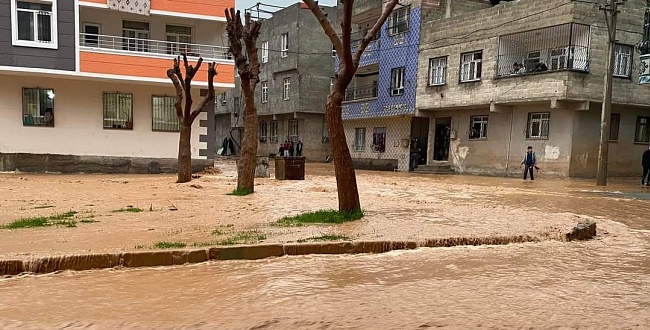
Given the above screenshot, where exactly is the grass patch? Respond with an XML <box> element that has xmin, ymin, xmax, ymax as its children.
<box><xmin>34</xmin><ymin>205</ymin><xmax>54</xmax><ymax>209</ymax></box>
<box><xmin>191</xmin><ymin>241</ymin><xmax>216</xmax><ymax>247</ymax></box>
<box><xmin>297</xmin><ymin>234</ymin><xmax>351</xmax><ymax>243</ymax></box>
<box><xmin>218</xmin><ymin>231</ymin><xmax>266</xmax><ymax>245</ymax></box>
<box><xmin>228</xmin><ymin>188</ymin><xmax>253</xmax><ymax>196</ymax></box>
<box><xmin>112</xmin><ymin>206</ymin><xmax>143</xmax><ymax>213</ymax></box>
<box><xmin>153</xmin><ymin>241</ymin><xmax>187</xmax><ymax>249</ymax></box>
<box><xmin>276</xmin><ymin>210</ymin><xmax>364</xmax><ymax>227</ymax></box>
<box><xmin>1</xmin><ymin>211</ymin><xmax>79</xmax><ymax>229</ymax></box>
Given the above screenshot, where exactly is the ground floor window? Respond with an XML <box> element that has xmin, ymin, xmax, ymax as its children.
<box><xmin>103</xmin><ymin>92</ymin><xmax>133</xmax><ymax>129</ymax></box>
<box><xmin>288</xmin><ymin>119</ymin><xmax>299</xmax><ymax>142</ymax></box>
<box><xmin>372</xmin><ymin>127</ymin><xmax>386</xmax><ymax>152</ymax></box>
<box><xmin>469</xmin><ymin>115</ymin><xmax>488</xmax><ymax>140</ymax></box>
<box><xmin>354</xmin><ymin>127</ymin><xmax>366</xmax><ymax>151</ymax></box>
<box><xmin>259</xmin><ymin>121</ymin><xmax>268</xmax><ymax>142</ymax></box>
<box><xmin>270</xmin><ymin>121</ymin><xmax>278</xmax><ymax>143</ymax></box>
<box><xmin>152</xmin><ymin>96</ymin><xmax>180</xmax><ymax>131</ymax></box>
<box><xmin>635</xmin><ymin>116</ymin><xmax>650</xmax><ymax>143</ymax></box>
<box><xmin>22</xmin><ymin>87</ymin><xmax>54</xmax><ymax>127</ymax></box>
<box><xmin>610</xmin><ymin>113</ymin><xmax>620</xmax><ymax>141</ymax></box>
<box><xmin>527</xmin><ymin>112</ymin><xmax>550</xmax><ymax>139</ymax></box>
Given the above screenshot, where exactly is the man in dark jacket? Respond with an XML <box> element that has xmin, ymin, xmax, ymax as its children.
<box><xmin>521</xmin><ymin>146</ymin><xmax>537</xmax><ymax>181</ymax></box>
<box><xmin>642</xmin><ymin>146</ymin><xmax>650</xmax><ymax>186</ymax></box>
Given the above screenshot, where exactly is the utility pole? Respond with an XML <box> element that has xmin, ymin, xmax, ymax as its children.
<box><xmin>596</xmin><ymin>0</ymin><xmax>624</xmax><ymax>186</ymax></box>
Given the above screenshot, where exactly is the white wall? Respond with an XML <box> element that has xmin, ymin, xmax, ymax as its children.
<box><xmin>0</xmin><ymin>75</ymin><xmax>207</xmax><ymax>159</ymax></box>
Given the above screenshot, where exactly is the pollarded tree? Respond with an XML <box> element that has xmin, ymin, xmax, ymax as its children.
<box><xmin>302</xmin><ymin>0</ymin><xmax>399</xmax><ymax>212</ymax></box>
<box><xmin>167</xmin><ymin>54</ymin><xmax>217</xmax><ymax>183</ymax></box>
<box><xmin>225</xmin><ymin>8</ymin><xmax>262</xmax><ymax>194</ymax></box>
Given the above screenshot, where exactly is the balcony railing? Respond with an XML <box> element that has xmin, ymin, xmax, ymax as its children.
<box><xmin>496</xmin><ymin>23</ymin><xmax>590</xmax><ymax>77</ymax></box>
<box><xmin>345</xmin><ymin>84</ymin><xmax>378</xmax><ymax>101</ymax></box>
<box><xmin>79</xmin><ymin>33</ymin><xmax>232</xmax><ymax>60</ymax></box>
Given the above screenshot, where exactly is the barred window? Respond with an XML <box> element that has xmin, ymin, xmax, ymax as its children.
<box><xmin>283</xmin><ymin>78</ymin><xmax>291</xmax><ymax>100</ymax></box>
<box><xmin>270</xmin><ymin>121</ymin><xmax>278</xmax><ymax>143</ymax></box>
<box><xmin>390</xmin><ymin>67</ymin><xmax>405</xmax><ymax>96</ymax></box>
<box><xmin>354</xmin><ymin>127</ymin><xmax>366</xmax><ymax>151</ymax></box>
<box><xmin>469</xmin><ymin>115</ymin><xmax>488</xmax><ymax>140</ymax></box>
<box><xmin>152</xmin><ymin>96</ymin><xmax>180</xmax><ymax>132</ymax></box>
<box><xmin>527</xmin><ymin>112</ymin><xmax>550</xmax><ymax>139</ymax></box>
<box><xmin>388</xmin><ymin>6</ymin><xmax>409</xmax><ymax>35</ymax></box>
<box><xmin>103</xmin><ymin>92</ymin><xmax>133</xmax><ymax>129</ymax></box>
<box><xmin>261</xmin><ymin>81</ymin><xmax>268</xmax><ymax>103</ymax></box>
<box><xmin>372</xmin><ymin>127</ymin><xmax>386</xmax><ymax>152</ymax></box>
<box><xmin>635</xmin><ymin>116</ymin><xmax>650</xmax><ymax>143</ymax></box>
<box><xmin>259</xmin><ymin>121</ymin><xmax>268</xmax><ymax>142</ymax></box>
<box><xmin>610</xmin><ymin>113</ymin><xmax>620</xmax><ymax>141</ymax></box>
<box><xmin>614</xmin><ymin>44</ymin><xmax>633</xmax><ymax>78</ymax></box>
<box><xmin>22</xmin><ymin>87</ymin><xmax>54</xmax><ymax>127</ymax></box>
<box><xmin>428</xmin><ymin>57</ymin><xmax>447</xmax><ymax>86</ymax></box>
<box><xmin>288</xmin><ymin>119</ymin><xmax>299</xmax><ymax>142</ymax></box>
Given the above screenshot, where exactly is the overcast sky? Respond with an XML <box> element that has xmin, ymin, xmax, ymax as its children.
<box><xmin>235</xmin><ymin>0</ymin><xmax>337</xmax><ymax>13</ymax></box>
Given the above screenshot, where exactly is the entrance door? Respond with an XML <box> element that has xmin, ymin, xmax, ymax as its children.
<box><xmin>433</xmin><ymin>117</ymin><xmax>451</xmax><ymax>161</ymax></box>
<box><xmin>410</xmin><ymin>117</ymin><xmax>429</xmax><ymax>168</ymax></box>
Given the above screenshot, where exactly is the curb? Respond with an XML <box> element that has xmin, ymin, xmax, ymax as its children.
<box><xmin>0</xmin><ymin>222</ymin><xmax>596</xmax><ymax>277</ymax></box>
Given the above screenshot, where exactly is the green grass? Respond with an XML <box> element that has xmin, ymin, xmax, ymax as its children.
<box><xmin>153</xmin><ymin>241</ymin><xmax>187</xmax><ymax>249</ymax></box>
<box><xmin>34</xmin><ymin>205</ymin><xmax>54</xmax><ymax>209</ymax></box>
<box><xmin>228</xmin><ymin>188</ymin><xmax>253</xmax><ymax>196</ymax></box>
<box><xmin>276</xmin><ymin>210</ymin><xmax>364</xmax><ymax>227</ymax></box>
<box><xmin>112</xmin><ymin>206</ymin><xmax>143</xmax><ymax>213</ymax></box>
<box><xmin>297</xmin><ymin>234</ymin><xmax>351</xmax><ymax>243</ymax></box>
<box><xmin>191</xmin><ymin>241</ymin><xmax>216</xmax><ymax>247</ymax></box>
<box><xmin>1</xmin><ymin>211</ymin><xmax>79</xmax><ymax>229</ymax></box>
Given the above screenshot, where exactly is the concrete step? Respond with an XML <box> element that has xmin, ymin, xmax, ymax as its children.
<box><xmin>413</xmin><ymin>164</ymin><xmax>455</xmax><ymax>175</ymax></box>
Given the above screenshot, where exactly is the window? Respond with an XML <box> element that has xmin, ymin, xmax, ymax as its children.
<box><xmin>461</xmin><ymin>51</ymin><xmax>482</xmax><ymax>82</ymax></box>
<box><xmin>261</xmin><ymin>41</ymin><xmax>269</xmax><ymax>63</ymax></box>
<box><xmin>288</xmin><ymin>119</ymin><xmax>299</xmax><ymax>142</ymax></box>
<box><xmin>283</xmin><ymin>78</ymin><xmax>291</xmax><ymax>100</ymax></box>
<box><xmin>610</xmin><ymin>113</ymin><xmax>620</xmax><ymax>141</ymax></box>
<box><xmin>388</xmin><ymin>6</ymin><xmax>409</xmax><ymax>35</ymax></box>
<box><xmin>259</xmin><ymin>121</ymin><xmax>268</xmax><ymax>142</ymax></box>
<box><xmin>82</xmin><ymin>23</ymin><xmax>100</xmax><ymax>47</ymax></box>
<box><xmin>152</xmin><ymin>96</ymin><xmax>180</xmax><ymax>132</ymax></box>
<box><xmin>372</xmin><ymin>127</ymin><xmax>386</xmax><ymax>152</ymax></box>
<box><xmin>281</xmin><ymin>33</ymin><xmax>289</xmax><ymax>58</ymax></box>
<box><xmin>12</xmin><ymin>0</ymin><xmax>57</xmax><ymax>48</ymax></box>
<box><xmin>428</xmin><ymin>57</ymin><xmax>447</xmax><ymax>86</ymax></box>
<box><xmin>270</xmin><ymin>121</ymin><xmax>278</xmax><ymax>143</ymax></box>
<box><xmin>220</xmin><ymin>92</ymin><xmax>227</xmax><ymax>105</ymax></box>
<box><xmin>233</xmin><ymin>96</ymin><xmax>240</xmax><ymax>117</ymax></box>
<box><xmin>261</xmin><ymin>81</ymin><xmax>268</xmax><ymax>103</ymax></box>
<box><xmin>469</xmin><ymin>115</ymin><xmax>488</xmax><ymax>140</ymax></box>
<box><xmin>22</xmin><ymin>87</ymin><xmax>54</xmax><ymax>127</ymax></box>
<box><xmin>166</xmin><ymin>25</ymin><xmax>192</xmax><ymax>55</ymax></box>
<box><xmin>614</xmin><ymin>44</ymin><xmax>633</xmax><ymax>78</ymax></box>
<box><xmin>390</xmin><ymin>67</ymin><xmax>405</xmax><ymax>96</ymax></box>
<box><xmin>527</xmin><ymin>112</ymin><xmax>550</xmax><ymax>139</ymax></box>
<box><xmin>354</xmin><ymin>127</ymin><xmax>366</xmax><ymax>151</ymax></box>
<box><xmin>103</xmin><ymin>92</ymin><xmax>133</xmax><ymax>129</ymax></box>
<box><xmin>635</xmin><ymin>116</ymin><xmax>650</xmax><ymax>143</ymax></box>
<box><xmin>122</xmin><ymin>20</ymin><xmax>149</xmax><ymax>52</ymax></box>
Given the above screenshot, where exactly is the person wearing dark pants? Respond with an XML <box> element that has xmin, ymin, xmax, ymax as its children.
<box><xmin>521</xmin><ymin>146</ymin><xmax>537</xmax><ymax>181</ymax></box>
<box><xmin>642</xmin><ymin>146</ymin><xmax>650</xmax><ymax>186</ymax></box>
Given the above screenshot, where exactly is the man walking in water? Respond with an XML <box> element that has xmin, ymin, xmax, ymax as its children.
<box><xmin>521</xmin><ymin>146</ymin><xmax>537</xmax><ymax>181</ymax></box>
<box><xmin>642</xmin><ymin>146</ymin><xmax>650</xmax><ymax>186</ymax></box>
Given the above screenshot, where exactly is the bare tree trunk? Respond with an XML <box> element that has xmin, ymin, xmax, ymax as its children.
<box><xmin>326</xmin><ymin>90</ymin><xmax>360</xmax><ymax>211</ymax></box>
<box><xmin>237</xmin><ymin>92</ymin><xmax>258</xmax><ymax>191</ymax></box>
<box><xmin>177</xmin><ymin>122</ymin><xmax>193</xmax><ymax>183</ymax></box>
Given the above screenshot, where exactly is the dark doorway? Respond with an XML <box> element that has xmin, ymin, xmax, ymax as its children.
<box><xmin>410</xmin><ymin>117</ymin><xmax>430</xmax><ymax>170</ymax></box>
<box><xmin>433</xmin><ymin>117</ymin><xmax>451</xmax><ymax>161</ymax></box>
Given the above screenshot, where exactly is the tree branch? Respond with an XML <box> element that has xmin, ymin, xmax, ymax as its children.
<box><xmin>226</xmin><ymin>8</ymin><xmax>251</xmax><ymax>90</ymax></box>
<box><xmin>167</xmin><ymin>57</ymin><xmax>184</xmax><ymax>119</ymax></box>
<box><xmin>244</xmin><ymin>11</ymin><xmax>262</xmax><ymax>92</ymax></box>
<box><xmin>190</xmin><ymin>63</ymin><xmax>217</xmax><ymax>121</ymax></box>
<box><xmin>353</xmin><ymin>0</ymin><xmax>400</xmax><ymax>68</ymax></box>
<box><xmin>302</xmin><ymin>0</ymin><xmax>344</xmax><ymax>55</ymax></box>
<box><xmin>340</xmin><ymin>0</ymin><xmax>354</xmax><ymax>74</ymax></box>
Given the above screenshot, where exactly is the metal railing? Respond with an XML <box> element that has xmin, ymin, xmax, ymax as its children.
<box><xmin>345</xmin><ymin>84</ymin><xmax>378</xmax><ymax>101</ymax></box>
<box><xmin>496</xmin><ymin>23</ymin><xmax>590</xmax><ymax>77</ymax></box>
<box><xmin>80</xmin><ymin>33</ymin><xmax>232</xmax><ymax>60</ymax></box>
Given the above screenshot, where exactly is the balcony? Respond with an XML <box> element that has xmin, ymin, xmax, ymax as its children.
<box><xmin>345</xmin><ymin>84</ymin><xmax>378</xmax><ymax>102</ymax></box>
<box><xmin>496</xmin><ymin>23</ymin><xmax>590</xmax><ymax>77</ymax></box>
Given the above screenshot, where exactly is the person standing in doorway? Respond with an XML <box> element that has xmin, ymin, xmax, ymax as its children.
<box><xmin>289</xmin><ymin>141</ymin><xmax>295</xmax><ymax>157</ymax></box>
<box><xmin>521</xmin><ymin>146</ymin><xmax>537</xmax><ymax>181</ymax></box>
<box><xmin>296</xmin><ymin>140</ymin><xmax>303</xmax><ymax>157</ymax></box>
<box><xmin>642</xmin><ymin>146</ymin><xmax>650</xmax><ymax>186</ymax></box>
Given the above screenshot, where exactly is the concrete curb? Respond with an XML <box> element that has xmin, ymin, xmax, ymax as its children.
<box><xmin>0</xmin><ymin>222</ymin><xmax>596</xmax><ymax>277</ymax></box>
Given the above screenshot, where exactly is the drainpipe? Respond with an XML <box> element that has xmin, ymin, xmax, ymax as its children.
<box><xmin>505</xmin><ymin>107</ymin><xmax>514</xmax><ymax>176</ymax></box>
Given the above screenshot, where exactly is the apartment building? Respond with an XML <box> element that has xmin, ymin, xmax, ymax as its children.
<box><xmin>0</xmin><ymin>0</ymin><xmax>235</xmax><ymax>173</ymax></box>
<box><xmin>216</xmin><ymin>3</ymin><xmax>335</xmax><ymax>160</ymax></box>
<box><xmin>416</xmin><ymin>0</ymin><xmax>650</xmax><ymax>177</ymax></box>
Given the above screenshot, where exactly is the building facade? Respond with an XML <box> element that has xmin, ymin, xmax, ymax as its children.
<box><xmin>416</xmin><ymin>0</ymin><xmax>650</xmax><ymax>177</ymax></box>
<box><xmin>0</xmin><ymin>0</ymin><xmax>235</xmax><ymax>173</ymax></box>
<box><xmin>216</xmin><ymin>3</ymin><xmax>335</xmax><ymax>160</ymax></box>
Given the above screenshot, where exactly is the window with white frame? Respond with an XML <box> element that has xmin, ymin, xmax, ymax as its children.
<box><xmin>614</xmin><ymin>43</ymin><xmax>633</xmax><ymax>78</ymax></box>
<box><xmin>527</xmin><ymin>112</ymin><xmax>550</xmax><ymax>139</ymax></box>
<box><xmin>270</xmin><ymin>120</ymin><xmax>278</xmax><ymax>143</ymax></box>
<box><xmin>460</xmin><ymin>51</ymin><xmax>482</xmax><ymax>82</ymax></box>
<box><xmin>428</xmin><ymin>57</ymin><xmax>447</xmax><ymax>86</ymax></box>
<box><xmin>390</xmin><ymin>67</ymin><xmax>405</xmax><ymax>96</ymax></box>
<box><xmin>635</xmin><ymin>116</ymin><xmax>650</xmax><ymax>143</ymax></box>
<box><xmin>281</xmin><ymin>33</ymin><xmax>289</xmax><ymax>58</ymax></box>
<box><xmin>469</xmin><ymin>115</ymin><xmax>488</xmax><ymax>140</ymax></box>
<box><xmin>166</xmin><ymin>25</ymin><xmax>192</xmax><ymax>55</ymax></box>
<box><xmin>354</xmin><ymin>127</ymin><xmax>366</xmax><ymax>151</ymax></box>
<box><xmin>372</xmin><ymin>127</ymin><xmax>386</xmax><ymax>152</ymax></box>
<box><xmin>122</xmin><ymin>20</ymin><xmax>149</xmax><ymax>52</ymax></box>
<box><xmin>283</xmin><ymin>77</ymin><xmax>291</xmax><ymax>100</ymax></box>
<box><xmin>12</xmin><ymin>0</ymin><xmax>57</xmax><ymax>48</ymax></box>
<box><xmin>22</xmin><ymin>87</ymin><xmax>55</xmax><ymax>127</ymax></box>
<box><xmin>103</xmin><ymin>92</ymin><xmax>133</xmax><ymax>129</ymax></box>
<box><xmin>388</xmin><ymin>6</ymin><xmax>409</xmax><ymax>35</ymax></box>
<box><xmin>288</xmin><ymin>119</ymin><xmax>299</xmax><ymax>142</ymax></box>
<box><xmin>261</xmin><ymin>81</ymin><xmax>268</xmax><ymax>103</ymax></box>
<box><xmin>259</xmin><ymin>121</ymin><xmax>268</xmax><ymax>142</ymax></box>
<box><xmin>261</xmin><ymin>41</ymin><xmax>269</xmax><ymax>63</ymax></box>
<box><xmin>152</xmin><ymin>95</ymin><xmax>180</xmax><ymax>132</ymax></box>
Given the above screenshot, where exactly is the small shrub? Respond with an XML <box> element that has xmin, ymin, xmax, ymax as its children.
<box><xmin>277</xmin><ymin>210</ymin><xmax>364</xmax><ymax>227</ymax></box>
<box><xmin>228</xmin><ymin>188</ymin><xmax>253</xmax><ymax>196</ymax></box>
<box><xmin>112</xmin><ymin>206</ymin><xmax>143</xmax><ymax>213</ymax></box>
<box><xmin>153</xmin><ymin>241</ymin><xmax>187</xmax><ymax>249</ymax></box>
<box><xmin>1</xmin><ymin>211</ymin><xmax>79</xmax><ymax>229</ymax></box>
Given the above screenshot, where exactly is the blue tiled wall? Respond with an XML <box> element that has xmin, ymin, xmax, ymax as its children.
<box><xmin>338</xmin><ymin>7</ymin><xmax>421</xmax><ymax>120</ymax></box>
